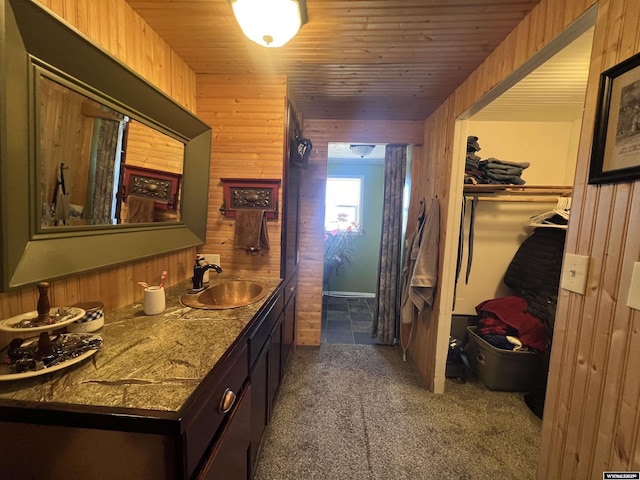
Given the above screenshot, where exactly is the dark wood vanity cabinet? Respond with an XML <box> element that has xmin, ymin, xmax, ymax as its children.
<box><xmin>0</xmin><ymin>342</ymin><xmax>253</xmax><ymax>480</ymax></box>
<box><xmin>0</xmin><ymin>281</ymin><xmax>295</xmax><ymax>480</ymax></box>
<box><xmin>248</xmin><ymin>288</ymin><xmax>285</xmax><ymax>474</ymax></box>
<box><xmin>185</xmin><ymin>344</ymin><xmax>249</xmax><ymax>478</ymax></box>
<box><xmin>281</xmin><ymin>100</ymin><xmax>301</xmax><ymax>283</ymax></box>
<box><xmin>282</xmin><ymin>272</ymin><xmax>297</xmax><ymax>368</ymax></box>
<box><xmin>276</xmin><ymin>98</ymin><xmax>299</xmax><ymax>406</ymax></box>
<box><xmin>197</xmin><ymin>384</ymin><xmax>252</xmax><ymax>480</ymax></box>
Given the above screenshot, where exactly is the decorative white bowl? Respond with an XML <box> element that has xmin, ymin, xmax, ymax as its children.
<box><xmin>67</xmin><ymin>301</ymin><xmax>104</xmax><ymax>333</ymax></box>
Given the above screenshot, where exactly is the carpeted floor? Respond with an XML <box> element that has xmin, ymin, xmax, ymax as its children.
<box><xmin>254</xmin><ymin>344</ymin><xmax>542</xmax><ymax>480</ymax></box>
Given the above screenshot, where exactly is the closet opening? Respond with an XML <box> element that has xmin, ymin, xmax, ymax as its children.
<box><xmin>440</xmin><ymin>6</ymin><xmax>597</xmax><ymax>417</ymax></box>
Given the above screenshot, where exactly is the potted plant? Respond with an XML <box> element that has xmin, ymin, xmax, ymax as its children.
<box><xmin>323</xmin><ymin>220</ymin><xmax>359</xmax><ymax>287</ymax></box>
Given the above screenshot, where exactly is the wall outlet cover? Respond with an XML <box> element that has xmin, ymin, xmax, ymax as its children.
<box><xmin>202</xmin><ymin>254</ymin><xmax>221</xmax><ymax>267</ymax></box>
<box><xmin>627</xmin><ymin>262</ymin><xmax>640</xmax><ymax>311</ymax></box>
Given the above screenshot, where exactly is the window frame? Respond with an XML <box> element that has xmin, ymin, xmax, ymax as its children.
<box><xmin>324</xmin><ymin>175</ymin><xmax>364</xmax><ymax>234</ymax></box>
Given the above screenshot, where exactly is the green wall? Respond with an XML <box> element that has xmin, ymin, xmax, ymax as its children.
<box><xmin>325</xmin><ymin>162</ymin><xmax>383</xmax><ymax>294</ymax></box>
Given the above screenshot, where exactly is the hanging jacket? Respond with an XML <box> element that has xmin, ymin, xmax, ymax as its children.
<box><xmin>503</xmin><ymin>227</ymin><xmax>566</xmax><ymax>343</ymax></box>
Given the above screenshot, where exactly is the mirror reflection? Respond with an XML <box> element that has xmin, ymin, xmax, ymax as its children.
<box><xmin>39</xmin><ymin>75</ymin><xmax>185</xmax><ymax>228</ymax></box>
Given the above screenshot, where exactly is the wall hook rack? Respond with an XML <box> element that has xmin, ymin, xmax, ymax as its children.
<box><xmin>219</xmin><ymin>178</ymin><xmax>281</xmax><ymax>219</ymax></box>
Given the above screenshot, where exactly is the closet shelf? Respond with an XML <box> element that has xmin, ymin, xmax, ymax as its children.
<box><xmin>463</xmin><ymin>185</ymin><xmax>571</xmax><ymax>202</ymax></box>
<box><xmin>463</xmin><ymin>185</ymin><xmax>571</xmax><ymax>194</ymax></box>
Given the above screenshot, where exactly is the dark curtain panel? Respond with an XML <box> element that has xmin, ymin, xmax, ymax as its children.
<box><xmin>371</xmin><ymin>145</ymin><xmax>407</xmax><ymax>344</ymax></box>
<box><xmin>91</xmin><ymin>119</ymin><xmax>120</xmax><ymax>223</ymax></box>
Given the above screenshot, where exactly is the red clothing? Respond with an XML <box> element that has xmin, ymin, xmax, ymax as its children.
<box><xmin>476</xmin><ymin>296</ymin><xmax>546</xmax><ymax>351</ymax></box>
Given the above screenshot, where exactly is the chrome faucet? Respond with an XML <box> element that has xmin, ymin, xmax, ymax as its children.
<box><xmin>191</xmin><ymin>257</ymin><xmax>223</xmax><ymax>292</ymax></box>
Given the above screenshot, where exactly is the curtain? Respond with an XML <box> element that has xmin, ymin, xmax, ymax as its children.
<box><xmin>90</xmin><ymin>118</ymin><xmax>121</xmax><ymax>223</ymax></box>
<box><xmin>371</xmin><ymin>145</ymin><xmax>407</xmax><ymax>344</ymax></box>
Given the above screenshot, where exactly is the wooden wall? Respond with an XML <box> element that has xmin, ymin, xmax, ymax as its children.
<box><xmin>0</xmin><ymin>0</ymin><xmax>198</xmax><ymax>343</ymax></box>
<box><xmin>411</xmin><ymin>0</ymin><xmax>640</xmax><ymax>477</ymax></box>
<box><xmin>195</xmin><ymin>75</ymin><xmax>287</xmax><ymax>279</ymax></box>
<box><xmin>125</xmin><ymin>120</ymin><xmax>185</xmax><ymax>175</ymax></box>
<box><xmin>39</xmin><ymin>78</ymin><xmax>94</xmax><ymax>210</ymax></box>
<box><xmin>540</xmin><ymin>0</ymin><xmax>640</xmax><ymax>477</ymax></box>
<box><xmin>297</xmin><ymin>120</ymin><xmax>424</xmax><ymax>345</ymax></box>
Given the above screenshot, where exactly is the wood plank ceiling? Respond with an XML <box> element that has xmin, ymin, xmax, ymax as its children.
<box><xmin>126</xmin><ymin>0</ymin><xmax>543</xmax><ymax>121</ymax></box>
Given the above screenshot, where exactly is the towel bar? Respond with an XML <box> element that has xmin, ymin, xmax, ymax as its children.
<box><xmin>219</xmin><ymin>200</ymin><xmax>278</xmax><ymax>219</ymax></box>
<box><xmin>219</xmin><ymin>178</ymin><xmax>281</xmax><ymax>219</ymax></box>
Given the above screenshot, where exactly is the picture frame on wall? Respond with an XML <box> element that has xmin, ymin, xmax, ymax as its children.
<box><xmin>589</xmin><ymin>51</ymin><xmax>640</xmax><ymax>184</ymax></box>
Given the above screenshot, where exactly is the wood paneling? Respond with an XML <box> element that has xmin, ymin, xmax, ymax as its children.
<box><xmin>297</xmin><ymin>120</ymin><xmax>424</xmax><ymax>345</ymax></box>
<box><xmin>126</xmin><ymin>0</ymin><xmax>542</xmax><ymax>121</ymax></box>
<box><xmin>0</xmin><ymin>0</ymin><xmax>198</xmax><ymax>344</ymax></box>
<box><xmin>540</xmin><ymin>1</ymin><xmax>640</xmax><ymax>476</ymax></box>
<box><xmin>196</xmin><ymin>74</ymin><xmax>287</xmax><ymax>279</ymax></box>
<box><xmin>409</xmin><ymin>0</ymin><xmax>640</xmax><ymax>477</ymax></box>
<box><xmin>125</xmin><ymin>120</ymin><xmax>185</xmax><ymax>174</ymax></box>
<box><xmin>39</xmin><ymin>78</ymin><xmax>94</xmax><ymax>209</ymax></box>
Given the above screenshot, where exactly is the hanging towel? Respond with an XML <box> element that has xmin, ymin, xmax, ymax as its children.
<box><xmin>127</xmin><ymin>195</ymin><xmax>155</xmax><ymax>223</ymax></box>
<box><xmin>400</xmin><ymin>200</ymin><xmax>425</xmax><ymax>326</ymax></box>
<box><xmin>408</xmin><ymin>197</ymin><xmax>440</xmax><ymax>313</ymax></box>
<box><xmin>234</xmin><ymin>209</ymin><xmax>270</xmax><ymax>253</ymax></box>
<box><xmin>54</xmin><ymin>188</ymin><xmax>71</xmax><ymax>224</ymax></box>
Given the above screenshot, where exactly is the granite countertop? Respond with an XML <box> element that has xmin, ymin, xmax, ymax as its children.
<box><xmin>0</xmin><ymin>277</ymin><xmax>280</xmax><ymax>413</ymax></box>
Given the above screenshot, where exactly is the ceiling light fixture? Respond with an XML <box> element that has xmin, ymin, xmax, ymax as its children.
<box><xmin>350</xmin><ymin>145</ymin><xmax>376</xmax><ymax>158</ymax></box>
<box><xmin>229</xmin><ymin>0</ymin><xmax>308</xmax><ymax>48</ymax></box>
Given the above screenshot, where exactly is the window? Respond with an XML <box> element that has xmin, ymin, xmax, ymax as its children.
<box><xmin>325</xmin><ymin>176</ymin><xmax>362</xmax><ymax>232</ymax></box>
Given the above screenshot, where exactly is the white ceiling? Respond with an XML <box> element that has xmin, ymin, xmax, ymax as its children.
<box><xmin>327</xmin><ymin>27</ymin><xmax>595</xmax><ymax>161</ymax></box>
<box><xmin>472</xmin><ymin>27</ymin><xmax>595</xmax><ymax>122</ymax></box>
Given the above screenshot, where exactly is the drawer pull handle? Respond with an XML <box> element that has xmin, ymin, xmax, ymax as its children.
<box><xmin>289</xmin><ymin>286</ymin><xmax>295</xmax><ymax>293</ymax></box>
<box><xmin>219</xmin><ymin>388</ymin><xmax>236</xmax><ymax>414</ymax></box>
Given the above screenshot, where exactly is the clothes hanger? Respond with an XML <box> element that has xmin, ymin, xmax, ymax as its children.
<box><xmin>526</xmin><ymin>195</ymin><xmax>571</xmax><ymax>229</ymax></box>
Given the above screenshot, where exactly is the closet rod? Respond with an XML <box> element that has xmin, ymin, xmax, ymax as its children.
<box><xmin>467</xmin><ymin>195</ymin><xmax>562</xmax><ymax>203</ymax></box>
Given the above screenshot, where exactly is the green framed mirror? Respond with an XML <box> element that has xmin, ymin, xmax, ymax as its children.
<box><xmin>0</xmin><ymin>0</ymin><xmax>212</xmax><ymax>290</ymax></box>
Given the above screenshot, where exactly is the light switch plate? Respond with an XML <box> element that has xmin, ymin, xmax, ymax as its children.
<box><xmin>561</xmin><ymin>253</ymin><xmax>590</xmax><ymax>295</ymax></box>
<box><xmin>627</xmin><ymin>262</ymin><xmax>640</xmax><ymax>310</ymax></box>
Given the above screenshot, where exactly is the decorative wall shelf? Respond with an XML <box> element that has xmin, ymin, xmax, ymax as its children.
<box><xmin>219</xmin><ymin>178</ymin><xmax>281</xmax><ymax>219</ymax></box>
<box><xmin>122</xmin><ymin>165</ymin><xmax>181</xmax><ymax>210</ymax></box>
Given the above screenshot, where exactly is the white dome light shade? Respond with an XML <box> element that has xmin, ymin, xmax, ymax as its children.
<box><xmin>350</xmin><ymin>145</ymin><xmax>376</xmax><ymax>158</ymax></box>
<box><xmin>231</xmin><ymin>0</ymin><xmax>302</xmax><ymax>48</ymax></box>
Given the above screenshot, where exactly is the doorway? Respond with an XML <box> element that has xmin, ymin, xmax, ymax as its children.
<box><xmin>321</xmin><ymin>143</ymin><xmax>385</xmax><ymax>344</ymax></box>
<box><xmin>441</xmin><ymin>8</ymin><xmax>596</xmax><ymax>410</ymax></box>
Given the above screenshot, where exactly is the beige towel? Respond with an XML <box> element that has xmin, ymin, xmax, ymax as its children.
<box><xmin>127</xmin><ymin>195</ymin><xmax>155</xmax><ymax>223</ymax></box>
<box><xmin>408</xmin><ymin>197</ymin><xmax>440</xmax><ymax>313</ymax></box>
<box><xmin>234</xmin><ymin>209</ymin><xmax>270</xmax><ymax>253</ymax></box>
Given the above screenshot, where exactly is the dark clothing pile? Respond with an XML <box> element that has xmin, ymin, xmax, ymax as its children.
<box><xmin>476</xmin><ymin>296</ymin><xmax>547</xmax><ymax>352</ymax></box>
<box><xmin>479</xmin><ymin>157</ymin><xmax>530</xmax><ymax>185</ymax></box>
<box><xmin>463</xmin><ymin>135</ymin><xmax>530</xmax><ymax>185</ymax></box>
<box><xmin>464</xmin><ymin>136</ymin><xmax>483</xmax><ymax>184</ymax></box>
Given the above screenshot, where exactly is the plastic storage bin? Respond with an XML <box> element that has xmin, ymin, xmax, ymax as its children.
<box><xmin>466</xmin><ymin>326</ymin><xmax>541</xmax><ymax>391</ymax></box>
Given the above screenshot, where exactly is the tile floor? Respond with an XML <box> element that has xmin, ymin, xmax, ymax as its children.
<box><xmin>321</xmin><ymin>295</ymin><xmax>378</xmax><ymax>345</ymax></box>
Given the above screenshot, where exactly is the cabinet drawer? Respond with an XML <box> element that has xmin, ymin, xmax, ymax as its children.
<box><xmin>184</xmin><ymin>344</ymin><xmax>248</xmax><ymax>478</ymax></box>
<box><xmin>197</xmin><ymin>384</ymin><xmax>251</xmax><ymax>480</ymax></box>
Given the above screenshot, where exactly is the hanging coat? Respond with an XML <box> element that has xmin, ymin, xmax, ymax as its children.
<box><xmin>400</xmin><ymin>197</ymin><xmax>440</xmax><ymax>325</ymax></box>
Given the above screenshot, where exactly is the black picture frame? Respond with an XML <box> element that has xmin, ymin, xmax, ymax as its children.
<box><xmin>589</xmin><ymin>51</ymin><xmax>640</xmax><ymax>184</ymax></box>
